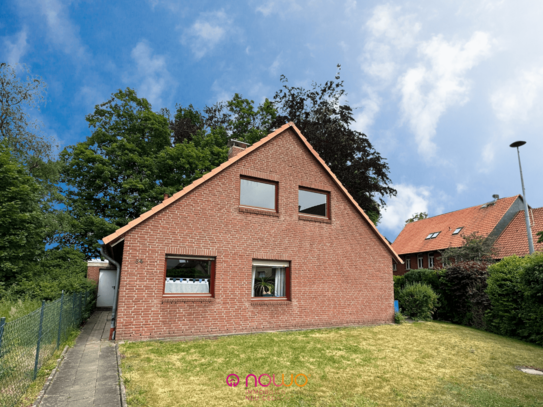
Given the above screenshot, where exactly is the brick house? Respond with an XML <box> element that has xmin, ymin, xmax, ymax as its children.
<box><xmin>391</xmin><ymin>195</ymin><xmax>541</xmax><ymax>275</ymax></box>
<box><xmin>91</xmin><ymin>123</ymin><xmax>402</xmax><ymax>340</ymax></box>
<box><xmin>494</xmin><ymin>207</ymin><xmax>543</xmax><ymax>258</ymax></box>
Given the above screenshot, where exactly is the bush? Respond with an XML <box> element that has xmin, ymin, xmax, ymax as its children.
<box><xmin>394</xmin><ymin>311</ymin><xmax>406</xmax><ymax>324</ymax></box>
<box><xmin>486</xmin><ymin>255</ymin><xmax>525</xmax><ymax>337</ymax></box>
<box><xmin>1</xmin><ymin>247</ymin><xmax>96</xmax><ymax>302</ymax></box>
<box><xmin>398</xmin><ymin>283</ymin><xmax>439</xmax><ymax>321</ymax></box>
<box><xmin>441</xmin><ymin>261</ymin><xmax>491</xmax><ymax>329</ymax></box>
<box><xmin>393</xmin><ymin>275</ymin><xmax>405</xmax><ymax>300</ymax></box>
<box><xmin>519</xmin><ymin>252</ymin><xmax>543</xmax><ymax>345</ymax></box>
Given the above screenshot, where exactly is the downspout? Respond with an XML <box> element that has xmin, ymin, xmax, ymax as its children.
<box><xmin>101</xmin><ymin>246</ymin><xmax>120</xmax><ymax>340</ymax></box>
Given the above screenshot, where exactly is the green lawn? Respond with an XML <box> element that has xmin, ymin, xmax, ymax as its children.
<box><xmin>119</xmin><ymin>322</ymin><xmax>543</xmax><ymax>407</ymax></box>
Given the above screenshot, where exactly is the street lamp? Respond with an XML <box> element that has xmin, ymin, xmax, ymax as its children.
<box><xmin>510</xmin><ymin>141</ymin><xmax>534</xmax><ymax>254</ymax></box>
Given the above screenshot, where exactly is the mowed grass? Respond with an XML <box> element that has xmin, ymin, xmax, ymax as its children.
<box><xmin>119</xmin><ymin>322</ymin><xmax>543</xmax><ymax>407</ymax></box>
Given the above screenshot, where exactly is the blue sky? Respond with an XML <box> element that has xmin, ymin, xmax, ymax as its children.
<box><xmin>2</xmin><ymin>0</ymin><xmax>543</xmax><ymax>243</ymax></box>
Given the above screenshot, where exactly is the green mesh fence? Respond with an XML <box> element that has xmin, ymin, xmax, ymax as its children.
<box><xmin>0</xmin><ymin>290</ymin><xmax>94</xmax><ymax>407</ymax></box>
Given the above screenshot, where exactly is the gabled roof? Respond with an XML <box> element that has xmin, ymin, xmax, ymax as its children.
<box><xmin>102</xmin><ymin>122</ymin><xmax>402</xmax><ymax>263</ymax></box>
<box><xmin>392</xmin><ymin>195</ymin><xmax>520</xmax><ymax>255</ymax></box>
<box><xmin>494</xmin><ymin>207</ymin><xmax>543</xmax><ymax>258</ymax></box>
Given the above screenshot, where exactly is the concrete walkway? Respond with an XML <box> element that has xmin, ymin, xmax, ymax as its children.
<box><xmin>40</xmin><ymin>311</ymin><xmax>122</xmax><ymax>407</ymax></box>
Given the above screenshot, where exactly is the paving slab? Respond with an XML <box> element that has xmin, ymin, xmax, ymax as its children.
<box><xmin>39</xmin><ymin>311</ymin><xmax>122</xmax><ymax>406</ymax></box>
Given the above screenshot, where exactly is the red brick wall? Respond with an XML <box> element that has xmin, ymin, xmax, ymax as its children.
<box><xmin>114</xmin><ymin>129</ymin><xmax>395</xmax><ymax>340</ymax></box>
<box><xmin>87</xmin><ymin>262</ymin><xmax>115</xmax><ymax>292</ymax></box>
<box><xmin>393</xmin><ymin>252</ymin><xmax>443</xmax><ymax>276</ymax></box>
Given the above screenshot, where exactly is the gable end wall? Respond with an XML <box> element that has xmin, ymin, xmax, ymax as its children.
<box><xmin>115</xmin><ymin>129</ymin><xmax>394</xmax><ymax>340</ymax></box>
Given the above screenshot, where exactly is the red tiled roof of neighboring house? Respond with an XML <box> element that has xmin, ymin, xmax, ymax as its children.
<box><xmin>391</xmin><ymin>195</ymin><xmax>520</xmax><ymax>255</ymax></box>
<box><xmin>102</xmin><ymin>122</ymin><xmax>403</xmax><ymax>263</ymax></box>
<box><xmin>494</xmin><ymin>207</ymin><xmax>543</xmax><ymax>258</ymax></box>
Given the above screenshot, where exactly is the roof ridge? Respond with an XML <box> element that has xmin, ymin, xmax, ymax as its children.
<box><xmin>102</xmin><ymin>122</ymin><xmax>402</xmax><ymax>263</ymax></box>
<box><xmin>405</xmin><ymin>195</ymin><xmax>520</xmax><ymax>224</ymax></box>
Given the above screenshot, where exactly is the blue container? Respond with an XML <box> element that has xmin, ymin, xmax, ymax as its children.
<box><xmin>394</xmin><ymin>300</ymin><xmax>399</xmax><ymax>313</ymax></box>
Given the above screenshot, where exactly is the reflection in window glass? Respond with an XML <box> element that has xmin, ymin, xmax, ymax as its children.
<box><xmin>298</xmin><ymin>189</ymin><xmax>327</xmax><ymax>217</ymax></box>
<box><xmin>251</xmin><ymin>267</ymin><xmax>286</xmax><ymax>297</ymax></box>
<box><xmin>165</xmin><ymin>258</ymin><xmax>211</xmax><ymax>294</ymax></box>
<box><xmin>240</xmin><ymin>179</ymin><xmax>276</xmax><ymax>210</ymax></box>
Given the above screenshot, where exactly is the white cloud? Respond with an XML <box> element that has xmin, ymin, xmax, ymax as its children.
<box><xmin>362</xmin><ymin>5</ymin><xmax>420</xmax><ymax>83</ymax></box>
<box><xmin>2</xmin><ymin>29</ymin><xmax>28</xmax><ymax>65</ymax></box>
<box><xmin>127</xmin><ymin>41</ymin><xmax>173</xmax><ymax>108</ymax></box>
<box><xmin>255</xmin><ymin>0</ymin><xmax>302</xmax><ymax>17</ymax></box>
<box><xmin>353</xmin><ymin>89</ymin><xmax>380</xmax><ymax>132</ymax></box>
<box><xmin>182</xmin><ymin>10</ymin><xmax>233</xmax><ymax>60</ymax></box>
<box><xmin>456</xmin><ymin>183</ymin><xmax>467</xmax><ymax>193</ymax></box>
<box><xmin>380</xmin><ymin>184</ymin><xmax>432</xmax><ymax>232</ymax></box>
<box><xmin>31</xmin><ymin>0</ymin><xmax>87</xmax><ymax>60</ymax></box>
<box><xmin>398</xmin><ymin>31</ymin><xmax>493</xmax><ymax>156</ymax></box>
<box><xmin>269</xmin><ymin>52</ymin><xmax>283</xmax><ymax>77</ymax></box>
<box><xmin>490</xmin><ymin>67</ymin><xmax>543</xmax><ymax>123</ymax></box>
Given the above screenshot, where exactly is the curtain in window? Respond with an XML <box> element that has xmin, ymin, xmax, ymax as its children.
<box><xmin>274</xmin><ymin>268</ymin><xmax>285</xmax><ymax>297</ymax></box>
<box><xmin>251</xmin><ymin>266</ymin><xmax>256</xmax><ymax>297</ymax></box>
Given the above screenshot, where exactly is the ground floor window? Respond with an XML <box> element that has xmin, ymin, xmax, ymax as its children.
<box><xmin>417</xmin><ymin>255</ymin><xmax>423</xmax><ymax>269</ymax></box>
<box><xmin>428</xmin><ymin>253</ymin><xmax>434</xmax><ymax>268</ymax></box>
<box><xmin>164</xmin><ymin>256</ymin><xmax>215</xmax><ymax>296</ymax></box>
<box><xmin>405</xmin><ymin>257</ymin><xmax>411</xmax><ymax>270</ymax></box>
<box><xmin>251</xmin><ymin>260</ymin><xmax>290</xmax><ymax>299</ymax></box>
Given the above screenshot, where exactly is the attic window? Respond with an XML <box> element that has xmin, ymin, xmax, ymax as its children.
<box><xmin>425</xmin><ymin>232</ymin><xmax>441</xmax><ymax>240</ymax></box>
<box><xmin>452</xmin><ymin>227</ymin><xmax>463</xmax><ymax>235</ymax></box>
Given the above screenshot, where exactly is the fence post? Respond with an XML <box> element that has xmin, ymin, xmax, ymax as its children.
<box><xmin>0</xmin><ymin>317</ymin><xmax>6</xmax><ymax>358</ymax></box>
<box><xmin>34</xmin><ymin>301</ymin><xmax>45</xmax><ymax>380</ymax></box>
<box><xmin>57</xmin><ymin>291</ymin><xmax>64</xmax><ymax>350</ymax></box>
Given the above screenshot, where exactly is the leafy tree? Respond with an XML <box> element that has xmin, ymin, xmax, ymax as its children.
<box><xmin>0</xmin><ymin>63</ymin><xmax>57</xmax><ymax>172</ymax></box>
<box><xmin>269</xmin><ymin>66</ymin><xmax>395</xmax><ymax>224</ymax></box>
<box><xmin>405</xmin><ymin>212</ymin><xmax>428</xmax><ymax>224</ymax></box>
<box><xmin>537</xmin><ymin>230</ymin><xmax>542</xmax><ymax>244</ymax></box>
<box><xmin>0</xmin><ymin>143</ymin><xmax>46</xmax><ymax>283</ymax></box>
<box><xmin>178</xmin><ymin>67</ymin><xmax>395</xmax><ymax>224</ymax></box>
<box><xmin>440</xmin><ymin>232</ymin><xmax>498</xmax><ymax>264</ymax></box>
<box><xmin>60</xmin><ymin>88</ymin><xmax>228</xmax><ymax>258</ymax></box>
<box><xmin>0</xmin><ymin>63</ymin><xmax>65</xmax><ymax>245</ymax></box>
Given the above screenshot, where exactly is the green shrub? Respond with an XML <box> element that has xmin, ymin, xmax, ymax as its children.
<box><xmin>486</xmin><ymin>255</ymin><xmax>525</xmax><ymax>337</ymax></box>
<box><xmin>442</xmin><ymin>261</ymin><xmax>491</xmax><ymax>329</ymax></box>
<box><xmin>394</xmin><ymin>312</ymin><xmax>406</xmax><ymax>324</ymax></box>
<box><xmin>393</xmin><ymin>275</ymin><xmax>405</xmax><ymax>300</ymax></box>
<box><xmin>519</xmin><ymin>252</ymin><xmax>543</xmax><ymax>346</ymax></box>
<box><xmin>398</xmin><ymin>283</ymin><xmax>439</xmax><ymax>321</ymax></box>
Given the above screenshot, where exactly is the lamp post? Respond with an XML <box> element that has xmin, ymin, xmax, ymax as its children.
<box><xmin>510</xmin><ymin>141</ymin><xmax>534</xmax><ymax>254</ymax></box>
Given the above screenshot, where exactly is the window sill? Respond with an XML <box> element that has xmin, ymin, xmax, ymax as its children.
<box><xmin>251</xmin><ymin>297</ymin><xmax>290</xmax><ymax>305</ymax></box>
<box><xmin>162</xmin><ymin>297</ymin><xmax>214</xmax><ymax>303</ymax></box>
<box><xmin>298</xmin><ymin>214</ymin><xmax>331</xmax><ymax>224</ymax></box>
<box><xmin>239</xmin><ymin>206</ymin><xmax>279</xmax><ymax>217</ymax></box>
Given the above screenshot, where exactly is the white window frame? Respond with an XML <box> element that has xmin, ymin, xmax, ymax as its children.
<box><xmin>428</xmin><ymin>253</ymin><xmax>434</xmax><ymax>269</ymax></box>
<box><xmin>417</xmin><ymin>255</ymin><xmax>423</xmax><ymax>269</ymax></box>
<box><xmin>393</xmin><ymin>262</ymin><xmax>397</xmax><ymax>272</ymax></box>
<box><xmin>405</xmin><ymin>257</ymin><xmax>411</xmax><ymax>270</ymax></box>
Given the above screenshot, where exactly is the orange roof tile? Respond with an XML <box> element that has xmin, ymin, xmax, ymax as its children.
<box><xmin>494</xmin><ymin>207</ymin><xmax>543</xmax><ymax>258</ymax></box>
<box><xmin>391</xmin><ymin>195</ymin><xmax>520</xmax><ymax>255</ymax></box>
<box><xmin>102</xmin><ymin>123</ymin><xmax>402</xmax><ymax>263</ymax></box>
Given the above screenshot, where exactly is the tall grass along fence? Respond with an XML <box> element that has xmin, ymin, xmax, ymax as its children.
<box><xmin>0</xmin><ymin>290</ymin><xmax>94</xmax><ymax>407</ymax></box>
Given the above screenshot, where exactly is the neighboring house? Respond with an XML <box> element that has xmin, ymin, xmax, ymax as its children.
<box><xmin>494</xmin><ymin>207</ymin><xmax>543</xmax><ymax>258</ymax></box>
<box><xmin>90</xmin><ymin>123</ymin><xmax>402</xmax><ymax>341</ymax></box>
<box><xmin>391</xmin><ymin>195</ymin><xmax>529</xmax><ymax>275</ymax></box>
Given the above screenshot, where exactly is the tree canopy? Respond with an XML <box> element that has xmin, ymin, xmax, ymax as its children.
<box><xmin>440</xmin><ymin>232</ymin><xmax>498</xmax><ymax>264</ymax></box>
<box><xmin>0</xmin><ymin>143</ymin><xmax>46</xmax><ymax>283</ymax></box>
<box><xmin>405</xmin><ymin>212</ymin><xmax>428</xmax><ymax>224</ymax></box>
<box><xmin>59</xmin><ymin>89</ymin><xmax>229</xmax><ymax>258</ymax></box>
